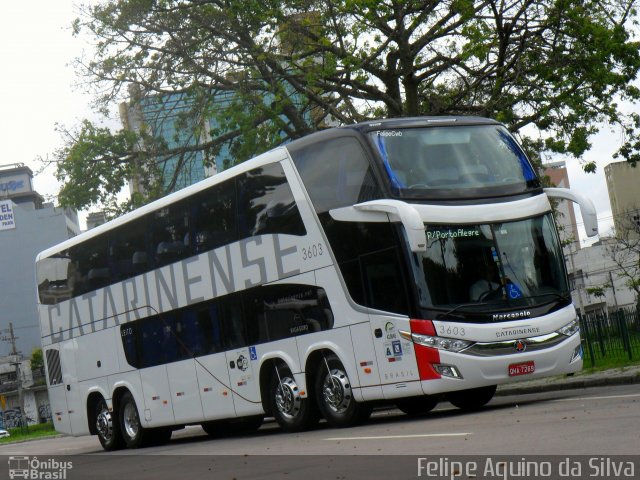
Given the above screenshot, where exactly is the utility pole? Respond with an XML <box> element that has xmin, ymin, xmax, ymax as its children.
<box><xmin>5</xmin><ymin>323</ymin><xmax>25</xmax><ymax>428</ymax></box>
<box><xmin>609</xmin><ymin>271</ymin><xmax>619</xmax><ymax>311</ymax></box>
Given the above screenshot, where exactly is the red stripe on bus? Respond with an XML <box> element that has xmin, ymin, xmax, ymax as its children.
<box><xmin>414</xmin><ymin>344</ymin><xmax>441</xmax><ymax>380</ymax></box>
<box><xmin>410</xmin><ymin>319</ymin><xmax>436</xmax><ymax>336</ymax></box>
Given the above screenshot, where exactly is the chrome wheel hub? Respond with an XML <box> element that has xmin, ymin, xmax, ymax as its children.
<box><xmin>275</xmin><ymin>377</ymin><xmax>302</xmax><ymax>420</ymax></box>
<box><xmin>123</xmin><ymin>402</ymin><xmax>140</xmax><ymax>439</ymax></box>
<box><xmin>96</xmin><ymin>408</ymin><xmax>113</xmax><ymax>440</ymax></box>
<box><xmin>322</xmin><ymin>368</ymin><xmax>352</xmax><ymax>414</ymax></box>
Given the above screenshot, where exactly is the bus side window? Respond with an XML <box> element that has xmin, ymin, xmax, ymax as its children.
<box><xmin>360</xmin><ymin>248</ymin><xmax>409</xmax><ymax>315</ymax></box>
<box><xmin>236</xmin><ymin>163</ymin><xmax>306</xmax><ymax>239</ymax></box>
<box><xmin>191</xmin><ymin>179</ymin><xmax>238</xmax><ymax>253</ymax></box>
<box><xmin>219</xmin><ymin>295</ymin><xmax>248</xmax><ymax>350</ymax></box>
<box><xmin>121</xmin><ymin>323</ymin><xmax>139</xmax><ymax>368</ymax></box>
<box><xmin>137</xmin><ymin>316</ymin><xmax>167</xmax><ymax>368</ymax></box>
<box><xmin>151</xmin><ymin>201</ymin><xmax>190</xmax><ymax>267</ymax></box>
<box><xmin>290</xmin><ymin>136</ymin><xmax>381</xmax><ymax>214</ymax></box>
<box><xmin>70</xmin><ymin>239</ymin><xmax>111</xmax><ymax>296</ymax></box>
<box><xmin>110</xmin><ymin>218</ymin><xmax>148</xmax><ymax>279</ymax></box>
<box><xmin>260</xmin><ymin>285</ymin><xmax>333</xmax><ymax>341</ymax></box>
<box><xmin>195</xmin><ymin>305</ymin><xmax>224</xmax><ymax>354</ymax></box>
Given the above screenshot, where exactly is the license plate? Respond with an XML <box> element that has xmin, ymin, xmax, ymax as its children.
<box><xmin>508</xmin><ymin>361</ymin><xmax>535</xmax><ymax>377</ymax></box>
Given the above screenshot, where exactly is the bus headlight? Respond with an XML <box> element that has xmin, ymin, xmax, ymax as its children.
<box><xmin>400</xmin><ymin>331</ymin><xmax>473</xmax><ymax>352</ymax></box>
<box><xmin>556</xmin><ymin>319</ymin><xmax>580</xmax><ymax>337</ymax></box>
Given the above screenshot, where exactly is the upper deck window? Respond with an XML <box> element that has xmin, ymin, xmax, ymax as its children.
<box><xmin>368</xmin><ymin>125</ymin><xmax>539</xmax><ymax>199</ymax></box>
<box><xmin>290</xmin><ymin>136</ymin><xmax>381</xmax><ymax>214</ymax></box>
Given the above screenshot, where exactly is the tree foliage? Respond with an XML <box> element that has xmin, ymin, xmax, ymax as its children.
<box><xmin>30</xmin><ymin>348</ymin><xmax>44</xmax><ymax>374</ymax></box>
<box><xmin>52</xmin><ymin>0</ymin><xmax>640</xmax><ymax>211</ymax></box>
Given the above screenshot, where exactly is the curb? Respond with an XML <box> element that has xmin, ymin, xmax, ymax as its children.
<box><xmin>496</xmin><ymin>373</ymin><xmax>640</xmax><ymax>396</ymax></box>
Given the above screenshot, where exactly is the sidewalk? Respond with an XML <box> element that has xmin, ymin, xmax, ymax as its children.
<box><xmin>496</xmin><ymin>365</ymin><xmax>640</xmax><ymax>396</ymax></box>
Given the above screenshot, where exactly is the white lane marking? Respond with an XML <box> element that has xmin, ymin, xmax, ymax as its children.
<box><xmin>325</xmin><ymin>433</ymin><xmax>472</xmax><ymax>441</ymax></box>
<box><xmin>552</xmin><ymin>393</ymin><xmax>640</xmax><ymax>402</ymax></box>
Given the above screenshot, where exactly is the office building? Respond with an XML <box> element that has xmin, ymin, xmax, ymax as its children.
<box><xmin>0</xmin><ymin>164</ymin><xmax>80</xmax><ymax>357</ymax></box>
<box><xmin>605</xmin><ymin>161</ymin><xmax>640</xmax><ymax>237</ymax></box>
<box><xmin>543</xmin><ymin>161</ymin><xmax>580</xmax><ymax>249</ymax></box>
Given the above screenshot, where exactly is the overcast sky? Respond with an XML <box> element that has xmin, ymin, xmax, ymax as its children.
<box><xmin>0</xmin><ymin>2</ymin><xmax>628</xmax><ymax>241</ymax></box>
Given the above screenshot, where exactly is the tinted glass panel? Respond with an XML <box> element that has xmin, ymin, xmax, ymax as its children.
<box><xmin>237</xmin><ymin>163</ymin><xmax>306</xmax><ymax>238</ymax></box>
<box><xmin>190</xmin><ymin>179</ymin><xmax>237</xmax><ymax>253</ymax></box>
<box><xmin>37</xmin><ymin>162</ymin><xmax>307</xmax><ymax>305</ymax></box>
<box><xmin>71</xmin><ymin>237</ymin><xmax>111</xmax><ymax>296</ymax></box>
<box><xmin>110</xmin><ymin>218</ymin><xmax>149</xmax><ymax>278</ymax></box>
<box><xmin>37</xmin><ymin>254</ymin><xmax>74</xmax><ymax>305</ymax></box>
<box><xmin>290</xmin><ymin>136</ymin><xmax>381</xmax><ymax>213</ymax></box>
<box><xmin>253</xmin><ymin>284</ymin><xmax>333</xmax><ymax>342</ymax></box>
<box><xmin>415</xmin><ymin>213</ymin><xmax>569</xmax><ymax>322</ymax></box>
<box><xmin>120</xmin><ymin>284</ymin><xmax>331</xmax><ymax>369</ymax></box>
<box><xmin>150</xmin><ymin>201</ymin><xmax>190</xmax><ymax>267</ymax></box>
<box><xmin>368</xmin><ymin>125</ymin><xmax>540</xmax><ymax>199</ymax></box>
<box><xmin>321</xmin><ymin>214</ymin><xmax>410</xmax><ymax>315</ymax></box>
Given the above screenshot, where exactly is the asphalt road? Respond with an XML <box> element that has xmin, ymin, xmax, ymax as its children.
<box><xmin>1</xmin><ymin>384</ymin><xmax>638</xmax><ymax>479</ymax></box>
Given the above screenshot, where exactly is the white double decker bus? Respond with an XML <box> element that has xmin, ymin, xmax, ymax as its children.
<box><xmin>36</xmin><ymin>117</ymin><xmax>597</xmax><ymax>450</ymax></box>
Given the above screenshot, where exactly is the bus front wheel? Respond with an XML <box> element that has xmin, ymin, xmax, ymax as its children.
<box><xmin>445</xmin><ymin>385</ymin><xmax>497</xmax><ymax>411</ymax></box>
<box><xmin>96</xmin><ymin>398</ymin><xmax>124</xmax><ymax>451</ymax></box>
<box><xmin>315</xmin><ymin>354</ymin><xmax>372</xmax><ymax>428</ymax></box>
<box><xmin>119</xmin><ymin>392</ymin><xmax>149</xmax><ymax>448</ymax></box>
<box><xmin>270</xmin><ymin>365</ymin><xmax>319</xmax><ymax>432</ymax></box>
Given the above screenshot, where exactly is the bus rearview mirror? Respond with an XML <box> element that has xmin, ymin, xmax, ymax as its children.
<box><xmin>544</xmin><ymin>188</ymin><xmax>599</xmax><ymax>238</ymax></box>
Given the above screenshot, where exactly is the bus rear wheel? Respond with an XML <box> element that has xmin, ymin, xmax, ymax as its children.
<box><xmin>445</xmin><ymin>385</ymin><xmax>497</xmax><ymax>411</ymax></box>
<box><xmin>315</xmin><ymin>354</ymin><xmax>372</xmax><ymax>428</ymax></box>
<box><xmin>119</xmin><ymin>392</ymin><xmax>149</xmax><ymax>448</ymax></box>
<box><xmin>270</xmin><ymin>365</ymin><xmax>319</xmax><ymax>432</ymax></box>
<box><xmin>395</xmin><ymin>395</ymin><xmax>439</xmax><ymax>416</ymax></box>
<box><xmin>96</xmin><ymin>398</ymin><xmax>124</xmax><ymax>451</ymax></box>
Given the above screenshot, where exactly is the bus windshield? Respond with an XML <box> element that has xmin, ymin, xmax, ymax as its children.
<box><xmin>414</xmin><ymin>213</ymin><xmax>569</xmax><ymax>321</ymax></box>
<box><xmin>369</xmin><ymin>125</ymin><xmax>539</xmax><ymax>198</ymax></box>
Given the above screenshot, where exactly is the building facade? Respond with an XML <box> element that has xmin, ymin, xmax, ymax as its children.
<box><xmin>566</xmin><ymin>238</ymin><xmax>637</xmax><ymax>315</ymax></box>
<box><xmin>0</xmin><ymin>356</ymin><xmax>49</xmax><ymax>427</ymax></box>
<box><xmin>543</xmin><ymin>160</ymin><xmax>580</xmax><ymax>250</ymax></box>
<box><xmin>0</xmin><ymin>164</ymin><xmax>80</xmax><ymax>358</ymax></box>
<box><xmin>119</xmin><ymin>88</ymin><xmax>221</xmax><ymax>195</ymax></box>
<box><xmin>605</xmin><ymin>161</ymin><xmax>640</xmax><ymax>238</ymax></box>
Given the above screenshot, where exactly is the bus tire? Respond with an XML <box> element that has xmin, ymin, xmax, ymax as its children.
<box><xmin>445</xmin><ymin>385</ymin><xmax>497</xmax><ymax>411</ymax></box>
<box><xmin>119</xmin><ymin>391</ymin><xmax>149</xmax><ymax>448</ymax></box>
<box><xmin>395</xmin><ymin>395</ymin><xmax>439</xmax><ymax>416</ymax></box>
<box><xmin>95</xmin><ymin>398</ymin><xmax>124</xmax><ymax>451</ymax></box>
<box><xmin>270</xmin><ymin>365</ymin><xmax>319</xmax><ymax>432</ymax></box>
<box><xmin>315</xmin><ymin>354</ymin><xmax>372</xmax><ymax>428</ymax></box>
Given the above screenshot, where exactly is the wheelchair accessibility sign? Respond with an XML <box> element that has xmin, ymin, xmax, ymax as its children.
<box><xmin>507</xmin><ymin>283</ymin><xmax>523</xmax><ymax>299</ymax></box>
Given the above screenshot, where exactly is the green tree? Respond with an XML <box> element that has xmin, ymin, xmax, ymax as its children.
<box><xmin>30</xmin><ymin>348</ymin><xmax>44</xmax><ymax>374</ymax></box>
<box><xmin>51</xmin><ymin>0</ymin><xmax>640</xmax><ymax>211</ymax></box>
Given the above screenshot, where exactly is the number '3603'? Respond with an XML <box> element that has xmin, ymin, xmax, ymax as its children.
<box><xmin>302</xmin><ymin>243</ymin><xmax>323</xmax><ymax>260</ymax></box>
